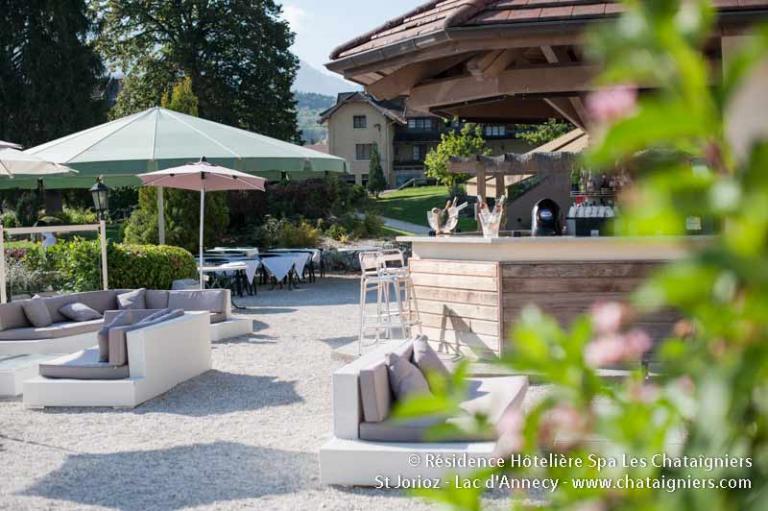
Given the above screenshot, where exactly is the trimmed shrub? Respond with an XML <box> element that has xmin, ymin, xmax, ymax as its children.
<box><xmin>1</xmin><ymin>210</ymin><xmax>19</xmax><ymax>227</ymax></box>
<box><xmin>44</xmin><ymin>239</ymin><xmax>197</xmax><ymax>291</ymax></box>
<box><xmin>251</xmin><ymin>216</ymin><xmax>320</xmax><ymax>248</ymax></box>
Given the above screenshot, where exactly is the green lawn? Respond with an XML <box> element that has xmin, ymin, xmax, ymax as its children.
<box><xmin>376</xmin><ymin>185</ymin><xmax>477</xmax><ymax>232</ymax></box>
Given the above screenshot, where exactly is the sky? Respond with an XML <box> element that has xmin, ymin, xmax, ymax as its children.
<box><xmin>279</xmin><ymin>0</ymin><xmax>421</xmax><ymax>71</ymax></box>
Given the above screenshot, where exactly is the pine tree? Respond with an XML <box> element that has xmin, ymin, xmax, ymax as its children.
<box><xmin>95</xmin><ymin>0</ymin><xmax>300</xmax><ymax>142</ymax></box>
<box><xmin>367</xmin><ymin>146</ymin><xmax>387</xmax><ymax>198</ymax></box>
<box><xmin>0</xmin><ymin>0</ymin><xmax>105</xmax><ymax>147</ymax></box>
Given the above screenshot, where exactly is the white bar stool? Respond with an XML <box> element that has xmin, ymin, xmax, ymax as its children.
<box><xmin>378</xmin><ymin>249</ymin><xmax>420</xmax><ymax>339</ymax></box>
<box><xmin>357</xmin><ymin>251</ymin><xmax>404</xmax><ymax>354</ymax></box>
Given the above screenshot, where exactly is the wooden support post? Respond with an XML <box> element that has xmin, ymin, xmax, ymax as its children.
<box><xmin>157</xmin><ymin>186</ymin><xmax>165</xmax><ymax>244</ymax></box>
<box><xmin>0</xmin><ymin>223</ymin><xmax>6</xmax><ymax>303</ymax></box>
<box><xmin>100</xmin><ymin>220</ymin><xmax>109</xmax><ymax>290</ymax></box>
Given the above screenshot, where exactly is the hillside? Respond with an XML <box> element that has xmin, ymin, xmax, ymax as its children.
<box><xmin>296</xmin><ymin>92</ymin><xmax>334</xmax><ymax>144</ymax></box>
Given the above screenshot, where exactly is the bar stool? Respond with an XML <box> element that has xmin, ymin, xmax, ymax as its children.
<box><xmin>358</xmin><ymin>251</ymin><xmax>404</xmax><ymax>354</ymax></box>
<box><xmin>378</xmin><ymin>249</ymin><xmax>421</xmax><ymax>338</ymax></box>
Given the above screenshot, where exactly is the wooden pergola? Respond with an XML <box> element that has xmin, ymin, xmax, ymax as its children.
<box><xmin>326</xmin><ymin>0</ymin><xmax>766</xmax><ymax>126</ymax></box>
<box><xmin>449</xmin><ymin>151</ymin><xmax>579</xmax><ymax>201</ymax></box>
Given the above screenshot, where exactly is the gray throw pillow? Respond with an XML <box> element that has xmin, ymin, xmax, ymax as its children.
<box><xmin>97</xmin><ymin>310</ymin><xmax>134</xmax><ymax>362</ymax></box>
<box><xmin>117</xmin><ymin>288</ymin><xmax>147</xmax><ymax>310</ymax></box>
<box><xmin>386</xmin><ymin>352</ymin><xmax>431</xmax><ymax>401</ymax></box>
<box><xmin>22</xmin><ymin>297</ymin><xmax>53</xmax><ymax>328</ymax></box>
<box><xmin>59</xmin><ymin>302</ymin><xmax>103</xmax><ymax>322</ymax></box>
<box><xmin>413</xmin><ymin>336</ymin><xmax>450</xmax><ymax>390</ymax></box>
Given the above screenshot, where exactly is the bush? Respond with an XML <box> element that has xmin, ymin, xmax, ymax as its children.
<box><xmin>54</xmin><ymin>207</ymin><xmax>98</xmax><ymax>225</ymax></box>
<box><xmin>38</xmin><ymin>239</ymin><xmax>198</xmax><ymax>291</ymax></box>
<box><xmin>0</xmin><ymin>210</ymin><xmax>19</xmax><ymax>227</ymax></box>
<box><xmin>251</xmin><ymin>216</ymin><xmax>320</xmax><ymax>248</ymax></box>
<box><xmin>123</xmin><ymin>187</ymin><xmax>229</xmax><ymax>253</ymax></box>
<box><xmin>325</xmin><ymin>224</ymin><xmax>348</xmax><ymax>241</ymax></box>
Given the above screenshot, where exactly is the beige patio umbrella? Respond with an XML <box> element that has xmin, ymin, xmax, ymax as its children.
<box><xmin>0</xmin><ymin>148</ymin><xmax>76</xmax><ymax>177</ymax></box>
<box><xmin>138</xmin><ymin>157</ymin><xmax>266</xmax><ymax>288</ymax></box>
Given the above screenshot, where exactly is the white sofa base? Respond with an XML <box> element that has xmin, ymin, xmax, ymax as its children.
<box><xmin>0</xmin><ymin>332</ymin><xmax>99</xmax><ymax>356</ymax></box>
<box><xmin>210</xmin><ymin>317</ymin><xmax>252</xmax><ymax>341</ymax></box>
<box><xmin>23</xmin><ymin>311</ymin><xmax>211</xmax><ymax>409</ymax></box>
<box><xmin>320</xmin><ymin>437</ymin><xmax>499</xmax><ymax>486</ymax></box>
<box><xmin>319</xmin><ymin>340</ymin><xmax>529</xmax><ymax>487</ymax></box>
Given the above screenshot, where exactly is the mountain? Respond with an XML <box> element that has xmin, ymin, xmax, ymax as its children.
<box><xmin>293</xmin><ymin>59</ymin><xmax>359</xmax><ymax>96</ymax></box>
<box><xmin>295</xmin><ymin>92</ymin><xmax>335</xmax><ymax>145</ymax></box>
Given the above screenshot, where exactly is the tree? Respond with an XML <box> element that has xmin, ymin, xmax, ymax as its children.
<box><xmin>367</xmin><ymin>146</ymin><xmax>386</xmax><ymax>197</ymax></box>
<box><xmin>0</xmin><ymin>0</ymin><xmax>105</xmax><ymax>147</ymax></box>
<box><xmin>424</xmin><ymin>123</ymin><xmax>490</xmax><ymax>187</ymax></box>
<box><xmin>515</xmin><ymin>118</ymin><xmax>572</xmax><ymax>146</ymax></box>
<box><xmin>402</xmin><ymin>2</ymin><xmax>768</xmax><ymax>511</ymax></box>
<box><xmin>93</xmin><ymin>0</ymin><xmax>300</xmax><ymax>141</ymax></box>
<box><xmin>122</xmin><ymin>77</ymin><xmax>228</xmax><ymax>251</ymax></box>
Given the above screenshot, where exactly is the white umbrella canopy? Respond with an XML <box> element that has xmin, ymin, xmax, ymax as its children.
<box><xmin>138</xmin><ymin>158</ymin><xmax>266</xmax><ymax>288</ymax></box>
<box><xmin>0</xmin><ymin>148</ymin><xmax>77</xmax><ymax>177</ymax></box>
<box><xmin>0</xmin><ymin>140</ymin><xmax>22</xmax><ymax>150</ymax></box>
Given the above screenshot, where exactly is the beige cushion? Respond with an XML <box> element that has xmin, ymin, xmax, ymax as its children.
<box><xmin>107</xmin><ymin>309</ymin><xmax>183</xmax><ymax>366</ymax></box>
<box><xmin>117</xmin><ymin>288</ymin><xmax>147</xmax><ymax>310</ymax></box>
<box><xmin>359</xmin><ymin>376</ymin><xmax>528</xmax><ymax>443</ymax></box>
<box><xmin>359</xmin><ymin>361</ymin><xmax>391</xmax><ymax>422</ymax></box>
<box><xmin>412</xmin><ymin>336</ymin><xmax>450</xmax><ymax>388</ymax></box>
<box><xmin>45</xmin><ymin>291</ymin><xmax>118</xmax><ymax>323</ymax></box>
<box><xmin>39</xmin><ymin>348</ymin><xmax>129</xmax><ymax>380</ymax></box>
<box><xmin>386</xmin><ymin>352</ymin><xmax>430</xmax><ymax>401</ymax></box>
<box><xmin>22</xmin><ymin>297</ymin><xmax>53</xmax><ymax>328</ymax></box>
<box><xmin>59</xmin><ymin>302</ymin><xmax>103</xmax><ymax>322</ymax></box>
<box><xmin>145</xmin><ymin>290</ymin><xmax>169</xmax><ymax>309</ymax></box>
<box><xmin>167</xmin><ymin>290</ymin><xmax>227</xmax><ymax>313</ymax></box>
<box><xmin>0</xmin><ymin>302</ymin><xmax>31</xmax><ymax>330</ymax></box>
<box><xmin>0</xmin><ymin>319</ymin><xmax>103</xmax><ymax>340</ymax></box>
<box><xmin>98</xmin><ymin>310</ymin><xmax>136</xmax><ymax>362</ymax></box>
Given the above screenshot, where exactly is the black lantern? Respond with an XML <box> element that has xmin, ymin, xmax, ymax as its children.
<box><xmin>89</xmin><ymin>177</ymin><xmax>110</xmax><ymax>220</ymax></box>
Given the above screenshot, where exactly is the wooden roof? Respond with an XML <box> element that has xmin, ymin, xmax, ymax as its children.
<box><xmin>331</xmin><ymin>0</ymin><xmax>768</xmax><ymax>61</ymax></box>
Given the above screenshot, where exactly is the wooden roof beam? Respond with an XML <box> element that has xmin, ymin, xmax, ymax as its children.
<box><xmin>466</xmin><ymin>49</ymin><xmax>519</xmax><ymax>79</ymax></box>
<box><xmin>541</xmin><ymin>45</ymin><xmax>589</xmax><ymax>128</ymax></box>
<box><xmin>408</xmin><ymin>64</ymin><xmax>599</xmax><ymax>111</ymax></box>
<box><xmin>366</xmin><ymin>55</ymin><xmax>469</xmax><ymax>100</ymax></box>
<box><xmin>543</xmin><ymin>97</ymin><xmax>584</xmax><ymax>129</ymax></box>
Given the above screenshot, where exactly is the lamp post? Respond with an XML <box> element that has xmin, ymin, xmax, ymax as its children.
<box><xmin>89</xmin><ymin>176</ymin><xmax>111</xmax><ymax>220</ymax></box>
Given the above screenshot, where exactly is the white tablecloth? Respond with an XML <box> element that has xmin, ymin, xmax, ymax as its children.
<box><xmin>291</xmin><ymin>252</ymin><xmax>311</xmax><ymax>276</ymax></box>
<box><xmin>259</xmin><ymin>256</ymin><xmax>295</xmax><ymax>281</ymax></box>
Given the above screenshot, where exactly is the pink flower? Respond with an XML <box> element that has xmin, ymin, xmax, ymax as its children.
<box><xmin>591</xmin><ymin>301</ymin><xmax>630</xmax><ymax>335</ymax></box>
<box><xmin>624</xmin><ymin>329</ymin><xmax>652</xmax><ymax>360</ymax></box>
<box><xmin>493</xmin><ymin>408</ymin><xmax>524</xmax><ymax>457</ymax></box>
<box><xmin>585</xmin><ymin>334</ymin><xmax>626</xmax><ymax>367</ymax></box>
<box><xmin>629</xmin><ymin>381</ymin><xmax>660</xmax><ymax>403</ymax></box>
<box><xmin>584</xmin><ymin>328</ymin><xmax>652</xmax><ymax>367</ymax></box>
<box><xmin>539</xmin><ymin>404</ymin><xmax>590</xmax><ymax>451</ymax></box>
<box><xmin>586</xmin><ymin>85</ymin><xmax>638</xmax><ymax>124</ymax></box>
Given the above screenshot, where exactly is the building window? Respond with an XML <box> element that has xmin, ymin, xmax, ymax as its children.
<box><xmin>484</xmin><ymin>125</ymin><xmax>507</xmax><ymax>137</ymax></box>
<box><xmin>356</xmin><ymin>143</ymin><xmax>375</xmax><ymax>160</ymax></box>
<box><xmin>412</xmin><ymin>144</ymin><xmax>427</xmax><ymax>162</ymax></box>
<box><xmin>353</xmin><ymin>115</ymin><xmax>367</xmax><ymax>129</ymax></box>
<box><xmin>407</xmin><ymin>118</ymin><xmax>434</xmax><ymax>131</ymax></box>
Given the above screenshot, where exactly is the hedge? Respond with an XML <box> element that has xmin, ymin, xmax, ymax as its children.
<box><xmin>12</xmin><ymin>239</ymin><xmax>197</xmax><ymax>292</ymax></box>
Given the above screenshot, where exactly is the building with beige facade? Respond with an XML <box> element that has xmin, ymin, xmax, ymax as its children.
<box><xmin>319</xmin><ymin>92</ymin><xmax>530</xmax><ymax>187</ymax></box>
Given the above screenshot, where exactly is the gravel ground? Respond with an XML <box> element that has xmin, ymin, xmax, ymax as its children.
<box><xmin>0</xmin><ymin>277</ymin><xmax>461</xmax><ymax>510</ymax></box>
<box><xmin>0</xmin><ymin>276</ymin><xmax>538</xmax><ymax>510</ymax></box>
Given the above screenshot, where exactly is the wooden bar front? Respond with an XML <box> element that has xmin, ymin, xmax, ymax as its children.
<box><xmin>402</xmin><ymin>236</ymin><xmax>701</xmax><ymax>359</ymax></box>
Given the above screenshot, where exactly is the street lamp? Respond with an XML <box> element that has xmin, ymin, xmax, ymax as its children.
<box><xmin>89</xmin><ymin>176</ymin><xmax>110</xmax><ymax>220</ymax></box>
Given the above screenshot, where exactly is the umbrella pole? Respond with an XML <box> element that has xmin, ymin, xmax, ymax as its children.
<box><xmin>199</xmin><ymin>189</ymin><xmax>205</xmax><ymax>290</ymax></box>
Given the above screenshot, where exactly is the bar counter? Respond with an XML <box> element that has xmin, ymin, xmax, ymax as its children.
<box><xmin>397</xmin><ymin>235</ymin><xmax>706</xmax><ymax>359</ymax></box>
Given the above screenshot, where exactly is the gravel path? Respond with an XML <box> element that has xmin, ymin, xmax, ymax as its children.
<box><xmin>0</xmin><ymin>276</ymin><xmax>455</xmax><ymax>511</ymax></box>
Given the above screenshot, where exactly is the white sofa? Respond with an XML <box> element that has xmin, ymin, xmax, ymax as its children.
<box><xmin>23</xmin><ymin>311</ymin><xmax>211</xmax><ymax>409</ymax></box>
<box><xmin>319</xmin><ymin>339</ymin><xmax>529</xmax><ymax>486</ymax></box>
<box><xmin>0</xmin><ymin>289</ymin><xmax>251</xmax><ymax>356</ymax></box>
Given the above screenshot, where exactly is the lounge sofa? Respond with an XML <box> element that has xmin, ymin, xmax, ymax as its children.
<box><xmin>23</xmin><ymin>310</ymin><xmax>211</xmax><ymax>409</ymax></box>
<box><xmin>319</xmin><ymin>338</ymin><xmax>529</xmax><ymax>486</ymax></box>
<box><xmin>0</xmin><ymin>288</ymin><xmax>251</xmax><ymax>356</ymax></box>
